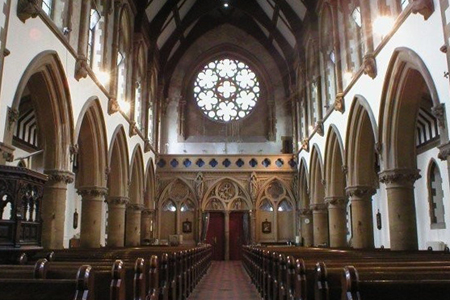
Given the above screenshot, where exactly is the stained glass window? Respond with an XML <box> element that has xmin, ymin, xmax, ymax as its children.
<box><xmin>194</xmin><ymin>58</ymin><xmax>260</xmax><ymax>122</ymax></box>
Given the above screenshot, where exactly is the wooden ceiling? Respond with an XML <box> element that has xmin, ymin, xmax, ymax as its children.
<box><xmin>136</xmin><ymin>0</ymin><xmax>316</xmax><ymax>89</ymax></box>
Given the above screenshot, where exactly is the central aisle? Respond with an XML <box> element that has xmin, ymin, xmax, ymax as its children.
<box><xmin>188</xmin><ymin>261</ymin><xmax>261</xmax><ymax>300</ymax></box>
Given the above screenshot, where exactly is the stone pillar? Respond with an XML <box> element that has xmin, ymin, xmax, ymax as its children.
<box><xmin>225</xmin><ymin>211</ymin><xmax>230</xmax><ymax>260</ymax></box>
<box><xmin>379</xmin><ymin>169</ymin><xmax>421</xmax><ymax>251</ymax></box>
<box><xmin>326</xmin><ymin>197</ymin><xmax>348</xmax><ymax>248</ymax></box>
<box><xmin>346</xmin><ymin>186</ymin><xmax>376</xmax><ymax>249</ymax></box>
<box><xmin>42</xmin><ymin>170</ymin><xmax>74</xmax><ymax>249</ymax></box>
<box><xmin>106</xmin><ymin>196</ymin><xmax>129</xmax><ymax>247</ymax></box>
<box><xmin>299</xmin><ymin>209</ymin><xmax>313</xmax><ymax>247</ymax></box>
<box><xmin>141</xmin><ymin>209</ymin><xmax>153</xmax><ymax>243</ymax></box>
<box><xmin>74</xmin><ymin>0</ymin><xmax>92</xmax><ymax>80</ymax></box>
<box><xmin>78</xmin><ymin>187</ymin><xmax>108</xmax><ymax>248</ymax></box>
<box><xmin>250</xmin><ymin>209</ymin><xmax>256</xmax><ymax>244</ymax></box>
<box><xmin>311</xmin><ymin>203</ymin><xmax>329</xmax><ymax>246</ymax></box>
<box><xmin>126</xmin><ymin>204</ymin><xmax>143</xmax><ymax>246</ymax></box>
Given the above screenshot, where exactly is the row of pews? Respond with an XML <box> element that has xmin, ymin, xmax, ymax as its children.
<box><xmin>0</xmin><ymin>245</ymin><xmax>212</xmax><ymax>300</ymax></box>
<box><xmin>243</xmin><ymin>245</ymin><xmax>450</xmax><ymax>300</ymax></box>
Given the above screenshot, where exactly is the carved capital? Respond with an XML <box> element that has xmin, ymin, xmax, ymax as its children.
<box><xmin>17</xmin><ymin>0</ymin><xmax>40</xmax><ymax>22</ymax></box>
<box><xmin>108</xmin><ymin>98</ymin><xmax>120</xmax><ymax>115</ymax></box>
<box><xmin>363</xmin><ymin>53</ymin><xmax>377</xmax><ymax>79</ymax></box>
<box><xmin>74</xmin><ymin>56</ymin><xmax>89</xmax><ymax>81</ymax></box>
<box><xmin>77</xmin><ymin>187</ymin><xmax>108</xmax><ymax>199</ymax></box>
<box><xmin>107</xmin><ymin>196</ymin><xmax>130</xmax><ymax>206</ymax></box>
<box><xmin>411</xmin><ymin>0</ymin><xmax>434</xmax><ymax>20</ymax></box>
<box><xmin>431</xmin><ymin>104</ymin><xmax>446</xmax><ymax>129</ymax></box>
<box><xmin>334</xmin><ymin>93</ymin><xmax>345</xmax><ymax>113</ymax></box>
<box><xmin>438</xmin><ymin>141</ymin><xmax>450</xmax><ymax>160</ymax></box>
<box><xmin>44</xmin><ymin>170</ymin><xmax>75</xmax><ymax>184</ymax></box>
<box><xmin>379</xmin><ymin>169</ymin><xmax>421</xmax><ymax>186</ymax></box>
<box><xmin>129</xmin><ymin>120</ymin><xmax>137</xmax><ymax>136</ymax></box>
<box><xmin>315</xmin><ymin>121</ymin><xmax>324</xmax><ymax>136</ymax></box>
<box><xmin>346</xmin><ymin>185</ymin><xmax>376</xmax><ymax>199</ymax></box>
<box><xmin>0</xmin><ymin>142</ymin><xmax>15</xmax><ymax>162</ymax></box>
<box><xmin>299</xmin><ymin>208</ymin><xmax>312</xmax><ymax>216</ymax></box>
<box><xmin>7</xmin><ymin>107</ymin><xmax>19</xmax><ymax>130</ymax></box>
<box><xmin>342</xmin><ymin>165</ymin><xmax>348</xmax><ymax>175</ymax></box>
<box><xmin>144</xmin><ymin>139</ymin><xmax>151</xmax><ymax>152</ymax></box>
<box><xmin>142</xmin><ymin>209</ymin><xmax>154</xmax><ymax>216</ymax></box>
<box><xmin>325</xmin><ymin>197</ymin><xmax>348</xmax><ymax>208</ymax></box>
<box><xmin>127</xmin><ymin>203</ymin><xmax>144</xmax><ymax>211</ymax></box>
<box><xmin>310</xmin><ymin>203</ymin><xmax>328</xmax><ymax>212</ymax></box>
<box><xmin>301</xmin><ymin>138</ymin><xmax>309</xmax><ymax>152</ymax></box>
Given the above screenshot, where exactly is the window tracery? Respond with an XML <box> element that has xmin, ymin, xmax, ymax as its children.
<box><xmin>193</xmin><ymin>58</ymin><xmax>260</xmax><ymax>122</ymax></box>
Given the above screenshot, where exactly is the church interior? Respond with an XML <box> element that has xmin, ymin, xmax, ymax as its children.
<box><xmin>1</xmin><ymin>0</ymin><xmax>450</xmax><ymax>299</ymax></box>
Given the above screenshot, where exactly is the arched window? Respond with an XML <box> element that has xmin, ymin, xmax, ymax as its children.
<box><xmin>277</xmin><ymin>199</ymin><xmax>293</xmax><ymax>212</ymax></box>
<box><xmin>181</xmin><ymin>200</ymin><xmax>195</xmax><ymax>212</ymax></box>
<box><xmin>162</xmin><ymin>200</ymin><xmax>177</xmax><ymax>212</ymax></box>
<box><xmin>260</xmin><ymin>199</ymin><xmax>274</xmax><ymax>212</ymax></box>
<box><xmin>347</xmin><ymin>1</ymin><xmax>364</xmax><ymax>72</ymax></box>
<box><xmin>41</xmin><ymin>0</ymin><xmax>53</xmax><ymax>17</ymax></box>
<box><xmin>193</xmin><ymin>58</ymin><xmax>260</xmax><ymax>122</ymax></box>
<box><xmin>320</xmin><ymin>5</ymin><xmax>337</xmax><ymax>111</ymax></box>
<box><xmin>428</xmin><ymin>161</ymin><xmax>446</xmax><ymax>229</ymax></box>
<box><xmin>307</xmin><ymin>41</ymin><xmax>320</xmax><ymax>132</ymax></box>
<box><xmin>134</xmin><ymin>45</ymin><xmax>146</xmax><ymax>131</ymax></box>
<box><xmin>147</xmin><ymin>67</ymin><xmax>157</xmax><ymax>144</ymax></box>
<box><xmin>87</xmin><ymin>1</ymin><xmax>102</xmax><ymax>70</ymax></box>
<box><xmin>117</xmin><ymin>10</ymin><xmax>132</xmax><ymax>114</ymax></box>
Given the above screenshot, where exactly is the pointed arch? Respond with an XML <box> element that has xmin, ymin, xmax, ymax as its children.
<box><xmin>202</xmin><ymin>177</ymin><xmax>252</xmax><ymax>211</ymax></box>
<box><xmin>145</xmin><ymin>158</ymin><xmax>156</xmax><ymax>210</ymax></box>
<box><xmin>324</xmin><ymin>125</ymin><xmax>346</xmax><ymax>198</ymax></box>
<box><xmin>4</xmin><ymin>50</ymin><xmax>74</xmax><ymax>171</ymax></box>
<box><xmin>256</xmin><ymin>176</ymin><xmax>295</xmax><ymax>207</ymax></box>
<box><xmin>108</xmin><ymin>125</ymin><xmax>129</xmax><ymax>198</ymax></box>
<box><xmin>129</xmin><ymin>144</ymin><xmax>145</xmax><ymax>205</ymax></box>
<box><xmin>75</xmin><ymin>97</ymin><xmax>108</xmax><ymax>188</ymax></box>
<box><xmin>345</xmin><ymin>96</ymin><xmax>378</xmax><ymax>187</ymax></box>
<box><xmin>310</xmin><ymin>144</ymin><xmax>325</xmax><ymax>205</ymax></box>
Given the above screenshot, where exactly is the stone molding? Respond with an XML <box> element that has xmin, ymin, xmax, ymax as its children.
<box><xmin>315</xmin><ymin>121</ymin><xmax>324</xmax><ymax>136</ymax></box>
<box><xmin>438</xmin><ymin>141</ymin><xmax>450</xmax><ymax>160</ymax></box>
<box><xmin>363</xmin><ymin>53</ymin><xmax>377</xmax><ymax>79</ymax></box>
<box><xmin>74</xmin><ymin>56</ymin><xmax>88</xmax><ymax>81</ymax></box>
<box><xmin>127</xmin><ymin>203</ymin><xmax>145</xmax><ymax>211</ymax></box>
<box><xmin>77</xmin><ymin>187</ymin><xmax>108</xmax><ymax>198</ymax></box>
<box><xmin>301</xmin><ymin>138</ymin><xmax>309</xmax><ymax>152</ymax></box>
<box><xmin>0</xmin><ymin>142</ymin><xmax>15</xmax><ymax>162</ymax></box>
<box><xmin>17</xmin><ymin>0</ymin><xmax>39</xmax><ymax>22</ymax></box>
<box><xmin>411</xmin><ymin>0</ymin><xmax>434</xmax><ymax>20</ymax></box>
<box><xmin>44</xmin><ymin>170</ymin><xmax>75</xmax><ymax>184</ymax></box>
<box><xmin>334</xmin><ymin>93</ymin><xmax>345</xmax><ymax>113</ymax></box>
<box><xmin>310</xmin><ymin>203</ymin><xmax>328</xmax><ymax>212</ymax></box>
<box><xmin>7</xmin><ymin>107</ymin><xmax>19</xmax><ymax>130</ymax></box>
<box><xmin>378</xmin><ymin>169</ymin><xmax>421</xmax><ymax>186</ymax></box>
<box><xmin>325</xmin><ymin>197</ymin><xmax>348</xmax><ymax>208</ymax></box>
<box><xmin>345</xmin><ymin>186</ymin><xmax>376</xmax><ymax>199</ymax></box>
<box><xmin>107</xmin><ymin>196</ymin><xmax>130</xmax><ymax>206</ymax></box>
<box><xmin>108</xmin><ymin>98</ymin><xmax>120</xmax><ymax>115</ymax></box>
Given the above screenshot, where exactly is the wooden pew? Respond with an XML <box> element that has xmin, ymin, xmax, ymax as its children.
<box><xmin>342</xmin><ymin>265</ymin><xmax>450</xmax><ymax>300</ymax></box>
<box><xmin>0</xmin><ymin>264</ymin><xmax>92</xmax><ymax>300</ymax></box>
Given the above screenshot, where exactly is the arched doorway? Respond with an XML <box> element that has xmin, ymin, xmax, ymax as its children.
<box><xmin>202</xmin><ymin>178</ymin><xmax>252</xmax><ymax>260</ymax></box>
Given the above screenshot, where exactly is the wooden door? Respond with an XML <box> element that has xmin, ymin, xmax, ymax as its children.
<box><xmin>205</xmin><ymin>212</ymin><xmax>225</xmax><ymax>260</ymax></box>
<box><xmin>229</xmin><ymin>212</ymin><xmax>245</xmax><ymax>260</ymax></box>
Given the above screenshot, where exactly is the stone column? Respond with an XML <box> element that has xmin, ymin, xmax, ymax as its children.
<box><xmin>126</xmin><ymin>204</ymin><xmax>143</xmax><ymax>246</ymax></box>
<box><xmin>311</xmin><ymin>203</ymin><xmax>329</xmax><ymax>246</ymax></box>
<box><xmin>326</xmin><ymin>197</ymin><xmax>348</xmax><ymax>248</ymax></box>
<box><xmin>225</xmin><ymin>211</ymin><xmax>230</xmax><ymax>260</ymax></box>
<box><xmin>141</xmin><ymin>209</ymin><xmax>153</xmax><ymax>243</ymax></box>
<box><xmin>74</xmin><ymin>0</ymin><xmax>92</xmax><ymax>80</ymax></box>
<box><xmin>379</xmin><ymin>169</ymin><xmax>421</xmax><ymax>251</ymax></box>
<box><xmin>346</xmin><ymin>186</ymin><xmax>376</xmax><ymax>249</ymax></box>
<box><xmin>106</xmin><ymin>196</ymin><xmax>129</xmax><ymax>247</ymax></box>
<box><xmin>78</xmin><ymin>187</ymin><xmax>108</xmax><ymax>248</ymax></box>
<box><xmin>42</xmin><ymin>170</ymin><xmax>74</xmax><ymax>249</ymax></box>
<box><xmin>299</xmin><ymin>209</ymin><xmax>313</xmax><ymax>247</ymax></box>
<box><xmin>250</xmin><ymin>209</ymin><xmax>256</xmax><ymax>244</ymax></box>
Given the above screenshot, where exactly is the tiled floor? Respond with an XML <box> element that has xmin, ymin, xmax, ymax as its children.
<box><xmin>188</xmin><ymin>261</ymin><xmax>261</xmax><ymax>300</ymax></box>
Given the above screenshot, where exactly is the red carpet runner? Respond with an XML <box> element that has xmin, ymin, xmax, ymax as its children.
<box><xmin>188</xmin><ymin>261</ymin><xmax>261</xmax><ymax>300</ymax></box>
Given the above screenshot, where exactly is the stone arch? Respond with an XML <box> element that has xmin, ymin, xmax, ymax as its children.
<box><xmin>105</xmin><ymin>125</ymin><xmax>129</xmax><ymax>247</ymax></box>
<box><xmin>4</xmin><ymin>51</ymin><xmax>75</xmax><ymax>249</ymax></box>
<box><xmin>378</xmin><ymin>48</ymin><xmax>442</xmax><ymax>250</ymax></box>
<box><xmin>202</xmin><ymin>177</ymin><xmax>252</xmax><ymax>212</ymax></box>
<box><xmin>324</xmin><ymin>125</ymin><xmax>347</xmax><ymax>247</ymax></box>
<box><xmin>298</xmin><ymin>157</ymin><xmax>313</xmax><ymax>246</ymax></box>
<box><xmin>256</xmin><ymin>177</ymin><xmax>296</xmax><ymax>242</ymax></box>
<box><xmin>126</xmin><ymin>144</ymin><xmax>145</xmax><ymax>246</ymax></box>
<box><xmin>75</xmin><ymin>97</ymin><xmax>108</xmax><ymax>248</ymax></box>
<box><xmin>345</xmin><ymin>95</ymin><xmax>378</xmax><ymax>249</ymax></box>
<box><xmin>4</xmin><ymin>51</ymin><xmax>74</xmax><ymax>170</ymax></box>
<box><xmin>310</xmin><ymin>144</ymin><xmax>328</xmax><ymax>246</ymax></box>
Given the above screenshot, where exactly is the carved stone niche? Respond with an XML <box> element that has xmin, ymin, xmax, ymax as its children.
<box><xmin>411</xmin><ymin>0</ymin><xmax>434</xmax><ymax>20</ymax></box>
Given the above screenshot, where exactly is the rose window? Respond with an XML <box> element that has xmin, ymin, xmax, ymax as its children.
<box><xmin>194</xmin><ymin>58</ymin><xmax>260</xmax><ymax>122</ymax></box>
